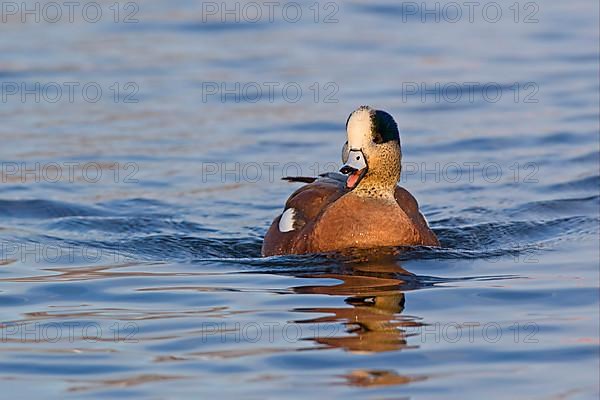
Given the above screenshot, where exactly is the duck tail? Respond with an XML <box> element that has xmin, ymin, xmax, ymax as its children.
<box><xmin>281</xmin><ymin>176</ymin><xmax>317</xmax><ymax>183</ymax></box>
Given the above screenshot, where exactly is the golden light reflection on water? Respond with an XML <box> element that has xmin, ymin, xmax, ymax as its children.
<box><xmin>341</xmin><ymin>369</ymin><xmax>427</xmax><ymax>388</ymax></box>
<box><xmin>292</xmin><ymin>257</ymin><xmax>422</xmax><ymax>354</ymax></box>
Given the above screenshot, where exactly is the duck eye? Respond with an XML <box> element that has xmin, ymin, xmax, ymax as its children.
<box><xmin>372</xmin><ymin>131</ymin><xmax>384</xmax><ymax>144</ymax></box>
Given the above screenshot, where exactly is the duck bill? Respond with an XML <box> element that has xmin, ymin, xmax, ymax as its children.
<box><xmin>340</xmin><ymin>149</ymin><xmax>368</xmax><ymax>190</ymax></box>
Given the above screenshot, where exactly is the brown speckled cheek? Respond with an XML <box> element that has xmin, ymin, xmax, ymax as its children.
<box><xmin>361</xmin><ymin>142</ymin><xmax>401</xmax><ymax>192</ymax></box>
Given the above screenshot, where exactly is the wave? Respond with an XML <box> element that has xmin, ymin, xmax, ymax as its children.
<box><xmin>1</xmin><ymin>194</ymin><xmax>596</xmax><ymax>266</ymax></box>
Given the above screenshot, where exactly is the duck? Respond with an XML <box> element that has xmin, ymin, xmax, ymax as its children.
<box><xmin>261</xmin><ymin>105</ymin><xmax>439</xmax><ymax>256</ymax></box>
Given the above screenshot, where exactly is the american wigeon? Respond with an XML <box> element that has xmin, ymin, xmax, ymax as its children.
<box><xmin>262</xmin><ymin>106</ymin><xmax>439</xmax><ymax>256</ymax></box>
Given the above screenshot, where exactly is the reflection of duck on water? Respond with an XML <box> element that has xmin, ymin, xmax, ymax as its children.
<box><xmin>290</xmin><ymin>256</ymin><xmax>425</xmax><ymax>354</ymax></box>
<box><xmin>342</xmin><ymin>369</ymin><xmax>427</xmax><ymax>388</ymax></box>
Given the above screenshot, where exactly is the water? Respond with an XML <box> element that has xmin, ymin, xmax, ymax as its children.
<box><xmin>1</xmin><ymin>0</ymin><xmax>599</xmax><ymax>398</ymax></box>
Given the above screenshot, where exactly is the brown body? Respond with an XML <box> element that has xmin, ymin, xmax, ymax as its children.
<box><xmin>261</xmin><ymin>176</ymin><xmax>439</xmax><ymax>256</ymax></box>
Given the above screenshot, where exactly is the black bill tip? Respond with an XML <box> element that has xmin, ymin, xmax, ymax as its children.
<box><xmin>339</xmin><ymin>165</ymin><xmax>357</xmax><ymax>175</ymax></box>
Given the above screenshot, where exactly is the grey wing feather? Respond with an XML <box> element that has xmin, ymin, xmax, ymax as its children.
<box><xmin>318</xmin><ymin>172</ymin><xmax>347</xmax><ymax>184</ymax></box>
<box><xmin>282</xmin><ymin>172</ymin><xmax>346</xmax><ymax>185</ymax></box>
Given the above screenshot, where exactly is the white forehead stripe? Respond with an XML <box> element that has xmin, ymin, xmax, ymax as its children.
<box><xmin>278</xmin><ymin>208</ymin><xmax>296</xmax><ymax>232</ymax></box>
<box><xmin>346</xmin><ymin>108</ymin><xmax>372</xmax><ymax>149</ymax></box>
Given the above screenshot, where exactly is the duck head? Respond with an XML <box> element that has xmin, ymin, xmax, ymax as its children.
<box><xmin>340</xmin><ymin>106</ymin><xmax>402</xmax><ymax>198</ymax></box>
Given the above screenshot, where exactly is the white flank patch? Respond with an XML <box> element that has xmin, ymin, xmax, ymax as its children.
<box><xmin>347</xmin><ymin>108</ymin><xmax>372</xmax><ymax>149</ymax></box>
<box><xmin>278</xmin><ymin>208</ymin><xmax>296</xmax><ymax>232</ymax></box>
